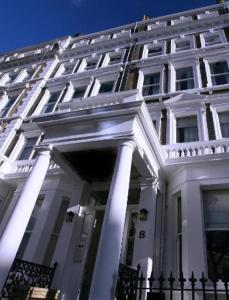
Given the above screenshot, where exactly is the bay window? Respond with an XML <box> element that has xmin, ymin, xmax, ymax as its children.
<box><xmin>203</xmin><ymin>190</ymin><xmax>229</xmax><ymax>280</ymax></box>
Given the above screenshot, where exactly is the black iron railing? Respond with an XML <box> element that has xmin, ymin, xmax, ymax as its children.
<box><xmin>116</xmin><ymin>264</ymin><xmax>140</xmax><ymax>300</ymax></box>
<box><xmin>1</xmin><ymin>258</ymin><xmax>57</xmax><ymax>299</ymax></box>
<box><xmin>116</xmin><ymin>265</ymin><xmax>229</xmax><ymax>300</ymax></box>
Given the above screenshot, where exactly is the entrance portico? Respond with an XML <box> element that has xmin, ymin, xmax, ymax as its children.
<box><xmin>0</xmin><ymin>90</ymin><xmax>164</xmax><ymax>299</ymax></box>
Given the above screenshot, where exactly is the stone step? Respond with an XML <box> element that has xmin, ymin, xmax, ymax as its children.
<box><xmin>11</xmin><ymin>287</ymin><xmax>60</xmax><ymax>300</ymax></box>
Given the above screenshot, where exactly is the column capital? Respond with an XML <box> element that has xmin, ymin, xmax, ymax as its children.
<box><xmin>119</xmin><ymin>139</ymin><xmax>136</xmax><ymax>150</ymax></box>
<box><xmin>140</xmin><ymin>176</ymin><xmax>159</xmax><ymax>192</ymax></box>
<box><xmin>35</xmin><ymin>145</ymin><xmax>53</xmax><ymax>158</ymax></box>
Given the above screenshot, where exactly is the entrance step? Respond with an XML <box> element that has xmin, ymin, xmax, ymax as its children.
<box><xmin>11</xmin><ymin>287</ymin><xmax>60</xmax><ymax>300</ymax></box>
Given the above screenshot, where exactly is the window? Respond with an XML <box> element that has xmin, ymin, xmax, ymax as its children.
<box><xmin>176</xmin><ymin>116</ymin><xmax>199</xmax><ymax>143</ymax></box>
<box><xmin>72</xmin><ymin>86</ymin><xmax>86</xmax><ymax>99</ymax></box>
<box><xmin>42</xmin><ymin>91</ymin><xmax>61</xmax><ymax>114</ymax></box>
<box><xmin>18</xmin><ymin>137</ymin><xmax>38</xmax><ymax>160</ymax></box>
<box><xmin>142</xmin><ymin>73</ymin><xmax>160</xmax><ymax>96</ymax></box>
<box><xmin>43</xmin><ymin>197</ymin><xmax>69</xmax><ymax>266</ymax></box>
<box><xmin>203</xmin><ymin>190</ymin><xmax>229</xmax><ymax>280</ymax></box>
<box><xmin>0</xmin><ymin>95</ymin><xmax>17</xmax><ymax>118</ymax></box>
<box><xmin>99</xmin><ymin>81</ymin><xmax>114</xmax><ymax>94</ymax></box>
<box><xmin>109</xmin><ymin>53</ymin><xmax>122</xmax><ymax>65</ymax></box>
<box><xmin>147</xmin><ymin>44</ymin><xmax>163</xmax><ymax>57</ymax></box>
<box><xmin>218</xmin><ymin>112</ymin><xmax>229</xmax><ymax>138</ymax></box>
<box><xmin>204</xmin><ymin>33</ymin><xmax>222</xmax><ymax>47</ymax></box>
<box><xmin>17</xmin><ymin>195</ymin><xmax>44</xmax><ymax>258</ymax></box>
<box><xmin>125</xmin><ymin>212</ymin><xmax>138</xmax><ymax>266</ymax></box>
<box><xmin>63</xmin><ymin>62</ymin><xmax>78</xmax><ymax>75</ymax></box>
<box><xmin>7</xmin><ymin>71</ymin><xmax>20</xmax><ymax>84</ymax></box>
<box><xmin>175</xmin><ymin>39</ymin><xmax>191</xmax><ymax>52</ymax></box>
<box><xmin>176</xmin><ymin>67</ymin><xmax>194</xmax><ymax>91</ymax></box>
<box><xmin>210</xmin><ymin>61</ymin><xmax>229</xmax><ymax>86</ymax></box>
<box><xmin>85</xmin><ymin>58</ymin><xmax>98</xmax><ymax>71</ymax></box>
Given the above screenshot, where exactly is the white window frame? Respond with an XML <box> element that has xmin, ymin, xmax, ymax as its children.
<box><xmin>137</xmin><ymin>66</ymin><xmax>164</xmax><ymax>98</ymax></box>
<box><xmin>78</xmin><ymin>55</ymin><xmax>101</xmax><ymax>72</ymax></box>
<box><xmin>142</xmin><ymin>41</ymin><xmax>165</xmax><ymax>59</ymax></box>
<box><xmin>102</xmin><ymin>49</ymin><xmax>125</xmax><ymax>67</ymax></box>
<box><xmin>171</xmin><ymin>35</ymin><xmax>195</xmax><ymax>53</ymax></box>
<box><xmin>204</xmin><ymin>57</ymin><xmax>229</xmax><ymax>88</ymax></box>
<box><xmin>170</xmin><ymin>61</ymin><xmax>201</xmax><ymax>93</ymax></box>
<box><xmin>210</xmin><ymin>102</ymin><xmax>229</xmax><ymax>139</ymax></box>
<box><xmin>200</xmin><ymin>30</ymin><xmax>226</xmax><ymax>48</ymax></box>
<box><xmin>166</xmin><ymin>104</ymin><xmax>207</xmax><ymax>144</ymax></box>
<box><xmin>90</xmin><ymin>74</ymin><xmax>118</xmax><ymax>97</ymax></box>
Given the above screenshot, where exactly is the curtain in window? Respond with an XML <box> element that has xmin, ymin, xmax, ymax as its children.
<box><xmin>219</xmin><ymin>112</ymin><xmax>229</xmax><ymax>138</ymax></box>
<box><xmin>143</xmin><ymin>73</ymin><xmax>160</xmax><ymax>96</ymax></box>
<box><xmin>176</xmin><ymin>116</ymin><xmax>198</xmax><ymax>142</ymax></box>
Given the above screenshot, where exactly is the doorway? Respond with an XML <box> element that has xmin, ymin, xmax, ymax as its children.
<box><xmin>79</xmin><ymin>210</ymin><xmax>104</xmax><ymax>300</ymax></box>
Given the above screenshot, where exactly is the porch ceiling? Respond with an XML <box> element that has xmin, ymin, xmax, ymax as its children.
<box><xmin>62</xmin><ymin>148</ymin><xmax>141</xmax><ymax>183</ymax></box>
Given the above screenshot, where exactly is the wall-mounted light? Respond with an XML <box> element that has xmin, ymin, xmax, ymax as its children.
<box><xmin>65</xmin><ymin>211</ymin><xmax>74</xmax><ymax>223</ymax></box>
<box><xmin>140</xmin><ymin>208</ymin><xmax>148</xmax><ymax>221</ymax></box>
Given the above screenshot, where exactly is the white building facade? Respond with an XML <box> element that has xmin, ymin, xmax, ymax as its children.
<box><xmin>0</xmin><ymin>2</ymin><xmax>229</xmax><ymax>299</ymax></box>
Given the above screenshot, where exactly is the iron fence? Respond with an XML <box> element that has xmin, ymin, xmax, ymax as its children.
<box><xmin>116</xmin><ymin>265</ymin><xmax>229</xmax><ymax>300</ymax></box>
<box><xmin>0</xmin><ymin>258</ymin><xmax>57</xmax><ymax>298</ymax></box>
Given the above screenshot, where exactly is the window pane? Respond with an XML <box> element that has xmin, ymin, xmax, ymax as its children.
<box><xmin>73</xmin><ymin>87</ymin><xmax>86</xmax><ymax>98</ymax></box>
<box><xmin>205</xmin><ymin>34</ymin><xmax>221</xmax><ymax>46</ymax></box>
<box><xmin>99</xmin><ymin>82</ymin><xmax>114</xmax><ymax>93</ymax></box>
<box><xmin>206</xmin><ymin>231</ymin><xmax>229</xmax><ymax>280</ymax></box>
<box><xmin>43</xmin><ymin>92</ymin><xmax>60</xmax><ymax>113</ymax></box>
<box><xmin>18</xmin><ymin>137</ymin><xmax>38</xmax><ymax>160</ymax></box>
<box><xmin>142</xmin><ymin>73</ymin><xmax>160</xmax><ymax>96</ymax></box>
<box><xmin>176</xmin><ymin>67</ymin><xmax>194</xmax><ymax>91</ymax></box>
<box><xmin>176</xmin><ymin>67</ymin><xmax>193</xmax><ymax>80</ymax></box>
<box><xmin>176</xmin><ymin>116</ymin><xmax>198</xmax><ymax>143</ymax></box>
<box><xmin>203</xmin><ymin>190</ymin><xmax>229</xmax><ymax>280</ymax></box>
<box><xmin>219</xmin><ymin>112</ymin><xmax>229</xmax><ymax>138</ymax></box>
<box><xmin>176</xmin><ymin>40</ymin><xmax>191</xmax><ymax>52</ymax></box>
<box><xmin>210</xmin><ymin>62</ymin><xmax>229</xmax><ymax>86</ymax></box>
<box><xmin>148</xmin><ymin>46</ymin><xmax>162</xmax><ymax>57</ymax></box>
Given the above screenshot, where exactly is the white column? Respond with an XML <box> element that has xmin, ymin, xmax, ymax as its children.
<box><xmin>133</xmin><ymin>177</ymin><xmax>158</xmax><ymax>264</ymax></box>
<box><xmin>0</xmin><ymin>149</ymin><xmax>51</xmax><ymax>291</ymax></box>
<box><xmin>181</xmin><ymin>181</ymin><xmax>205</xmax><ymax>279</ymax></box>
<box><xmin>89</xmin><ymin>140</ymin><xmax>135</xmax><ymax>300</ymax></box>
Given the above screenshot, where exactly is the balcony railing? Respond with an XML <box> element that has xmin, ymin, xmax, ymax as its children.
<box><xmin>163</xmin><ymin>139</ymin><xmax>229</xmax><ymax>160</ymax></box>
<box><xmin>9</xmin><ymin>159</ymin><xmax>59</xmax><ymax>174</ymax></box>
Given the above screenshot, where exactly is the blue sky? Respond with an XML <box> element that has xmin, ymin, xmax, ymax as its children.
<box><xmin>0</xmin><ymin>0</ymin><xmax>215</xmax><ymax>53</ymax></box>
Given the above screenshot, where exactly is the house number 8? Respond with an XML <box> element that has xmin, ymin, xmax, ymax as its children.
<box><xmin>139</xmin><ymin>231</ymin><xmax>146</xmax><ymax>238</ymax></box>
